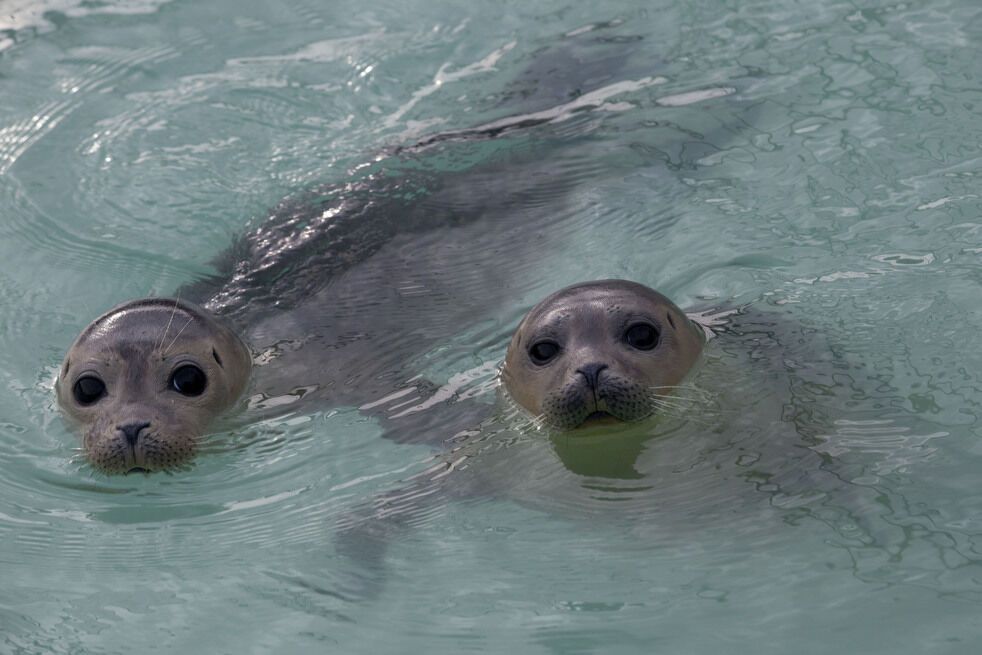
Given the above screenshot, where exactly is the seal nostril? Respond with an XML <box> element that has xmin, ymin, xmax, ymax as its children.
<box><xmin>576</xmin><ymin>363</ymin><xmax>608</xmax><ymax>390</ymax></box>
<box><xmin>117</xmin><ymin>422</ymin><xmax>151</xmax><ymax>446</ymax></box>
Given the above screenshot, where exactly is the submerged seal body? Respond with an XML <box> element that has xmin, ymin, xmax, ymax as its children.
<box><xmin>502</xmin><ymin>280</ymin><xmax>705</xmax><ymax>430</ymax></box>
<box><xmin>55</xmin><ymin>299</ymin><xmax>251</xmax><ymax>474</ymax></box>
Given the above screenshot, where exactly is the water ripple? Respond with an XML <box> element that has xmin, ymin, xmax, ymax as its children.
<box><xmin>3</xmin><ymin>0</ymin><xmax>982</xmax><ymax>649</ymax></box>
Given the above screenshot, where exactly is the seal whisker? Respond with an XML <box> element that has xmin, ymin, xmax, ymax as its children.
<box><xmin>644</xmin><ymin>402</ymin><xmax>710</xmax><ymax>425</ymax></box>
<box><xmin>647</xmin><ymin>384</ymin><xmax>714</xmax><ymax>399</ymax></box>
<box><xmin>646</xmin><ymin>398</ymin><xmax>689</xmax><ymax>414</ymax></box>
<box><xmin>644</xmin><ymin>386</ymin><xmax>720</xmax><ymax>426</ymax></box>
<box><xmin>161</xmin><ymin>316</ymin><xmax>195</xmax><ymax>358</ymax></box>
<box><xmin>523</xmin><ymin>413</ymin><xmax>549</xmax><ymax>432</ymax></box>
<box><xmin>644</xmin><ymin>389</ymin><xmax>709</xmax><ymax>408</ymax></box>
<box><xmin>646</xmin><ymin>396</ymin><xmax>706</xmax><ymax>413</ymax></box>
<box><xmin>646</xmin><ymin>389</ymin><xmax>716</xmax><ymax>408</ymax></box>
<box><xmin>155</xmin><ymin>293</ymin><xmax>182</xmax><ymax>355</ymax></box>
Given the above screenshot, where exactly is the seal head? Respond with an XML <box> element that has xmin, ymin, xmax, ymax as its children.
<box><xmin>502</xmin><ymin>280</ymin><xmax>704</xmax><ymax>430</ymax></box>
<box><xmin>55</xmin><ymin>298</ymin><xmax>252</xmax><ymax>474</ymax></box>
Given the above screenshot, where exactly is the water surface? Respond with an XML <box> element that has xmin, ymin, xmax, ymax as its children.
<box><xmin>2</xmin><ymin>0</ymin><xmax>982</xmax><ymax>653</ymax></box>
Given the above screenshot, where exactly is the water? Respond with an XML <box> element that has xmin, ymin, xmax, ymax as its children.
<box><xmin>2</xmin><ymin>0</ymin><xmax>982</xmax><ymax>652</ymax></box>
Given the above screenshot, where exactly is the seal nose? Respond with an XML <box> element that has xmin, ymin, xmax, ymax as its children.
<box><xmin>117</xmin><ymin>422</ymin><xmax>151</xmax><ymax>446</ymax></box>
<box><xmin>576</xmin><ymin>363</ymin><xmax>608</xmax><ymax>390</ymax></box>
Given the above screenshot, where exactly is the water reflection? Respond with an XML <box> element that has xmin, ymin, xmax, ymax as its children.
<box><xmin>549</xmin><ymin>428</ymin><xmax>653</xmax><ymax>481</ymax></box>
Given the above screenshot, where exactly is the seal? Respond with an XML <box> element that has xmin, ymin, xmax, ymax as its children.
<box><xmin>501</xmin><ymin>280</ymin><xmax>705</xmax><ymax>430</ymax></box>
<box><xmin>55</xmin><ymin>298</ymin><xmax>252</xmax><ymax>474</ymax></box>
<box><xmin>55</xmin><ymin>28</ymin><xmax>750</xmax><ymax>473</ymax></box>
<box><xmin>333</xmin><ymin>280</ymin><xmax>710</xmax><ymax>588</ymax></box>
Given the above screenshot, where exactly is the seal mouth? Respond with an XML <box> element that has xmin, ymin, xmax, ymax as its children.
<box><xmin>126</xmin><ymin>467</ymin><xmax>150</xmax><ymax>475</ymax></box>
<box><xmin>583</xmin><ymin>411</ymin><xmax>618</xmax><ymax>423</ymax></box>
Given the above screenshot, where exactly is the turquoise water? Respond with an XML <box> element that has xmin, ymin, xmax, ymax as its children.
<box><xmin>3</xmin><ymin>0</ymin><xmax>982</xmax><ymax>652</ymax></box>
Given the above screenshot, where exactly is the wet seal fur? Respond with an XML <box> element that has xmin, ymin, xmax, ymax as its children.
<box><xmin>502</xmin><ymin>280</ymin><xmax>706</xmax><ymax>430</ymax></box>
<box><xmin>55</xmin><ymin>299</ymin><xmax>251</xmax><ymax>474</ymax></box>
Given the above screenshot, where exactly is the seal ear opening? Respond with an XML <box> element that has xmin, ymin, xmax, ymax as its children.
<box><xmin>63</xmin><ymin>358</ymin><xmax>71</xmax><ymax>375</ymax></box>
<box><xmin>666</xmin><ymin>313</ymin><xmax>676</xmax><ymax>330</ymax></box>
<box><xmin>212</xmin><ymin>349</ymin><xmax>224</xmax><ymax>369</ymax></box>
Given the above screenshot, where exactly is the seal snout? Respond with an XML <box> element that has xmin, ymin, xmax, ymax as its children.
<box><xmin>576</xmin><ymin>363</ymin><xmax>608</xmax><ymax>391</ymax></box>
<box><xmin>576</xmin><ymin>362</ymin><xmax>615</xmax><ymax>422</ymax></box>
<box><xmin>116</xmin><ymin>421</ymin><xmax>154</xmax><ymax>472</ymax></box>
<box><xmin>117</xmin><ymin>421</ymin><xmax>151</xmax><ymax>446</ymax></box>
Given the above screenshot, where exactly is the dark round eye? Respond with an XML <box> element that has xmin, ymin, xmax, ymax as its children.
<box><xmin>73</xmin><ymin>376</ymin><xmax>106</xmax><ymax>406</ymax></box>
<box><xmin>625</xmin><ymin>323</ymin><xmax>659</xmax><ymax>350</ymax></box>
<box><xmin>528</xmin><ymin>340</ymin><xmax>560</xmax><ymax>365</ymax></box>
<box><xmin>170</xmin><ymin>365</ymin><xmax>207</xmax><ymax>397</ymax></box>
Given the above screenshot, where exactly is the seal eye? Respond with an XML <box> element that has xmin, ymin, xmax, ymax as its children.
<box><xmin>170</xmin><ymin>365</ymin><xmax>207</xmax><ymax>397</ymax></box>
<box><xmin>528</xmin><ymin>340</ymin><xmax>560</xmax><ymax>365</ymax></box>
<box><xmin>73</xmin><ymin>376</ymin><xmax>106</xmax><ymax>406</ymax></box>
<box><xmin>625</xmin><ymin>323</ymin><xmax>659</xmax><ymax>350</ymax></box>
